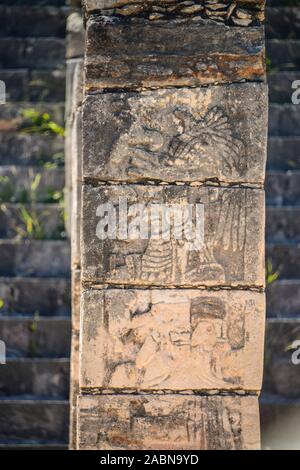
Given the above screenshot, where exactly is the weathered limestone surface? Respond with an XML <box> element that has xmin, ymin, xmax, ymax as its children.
<box><xmin>83</xmin><ymin>83</ymin><xmax>268</xmax><ymax>184</ymax></box>
<box><xmin>80</xmin><ymin>288</ymin><xmax>265</xmax><ymax>391</ymax></box>
<box><xmin>83</xmin><ymin>1</ymin><xmax>265</xmax><ymax>25</ymax></box>
<box><xmin>85</xmin><ymin>17</ymin><xmax>265</xmax><ymax>91</ymax></box>
<box><xmin>78</xmin><ymin>394</ymin><xmax>260</xmax><ymax>450</ymax></box>
<box><xmin>81</xmin><ymin>184</ymin><xmax>265</xmax><ymax>287</ymax></box>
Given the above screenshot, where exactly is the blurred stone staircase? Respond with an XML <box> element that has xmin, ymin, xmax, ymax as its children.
<box><xmin>1</xmin><ymin>0</ymin><xmax>300</xmax><ymax>451</ymax></box>
<box><xmin>0</xmin><ymin>0</ymin><xmax>70</xmax><ymax>449</ymax></box>
<box><xmin>262</xmin><ymin>1</ymin><xmax>300</xmax><ymax>449</ymax></box>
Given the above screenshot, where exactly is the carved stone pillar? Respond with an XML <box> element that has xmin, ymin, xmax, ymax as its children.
<box><xmin>76</xmin><ymin>0</ymin><xmax>267</xmax><ymax>450</ymax></box>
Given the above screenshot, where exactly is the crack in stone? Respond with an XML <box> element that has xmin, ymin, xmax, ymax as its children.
<box><xmin>83</xmin><ymin>178</ymin><xmax>264</xmax><ymax>190</ymax></box>
<box><xmin>80</xmin><ymin>388</ymin><xmax>260</xmax><ymax>396</ymax></box>
<box><xmin>83</xmin><ymin>283</ymin><xmax>265</xmax><ymax>292</ymax></box>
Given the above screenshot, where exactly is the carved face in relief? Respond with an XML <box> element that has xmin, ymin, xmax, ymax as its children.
<box><xmin>102</xmin><ymin>292</ymin><xmax>251</xmax><ymax>389</ymax></box>
<box><xmin>191</xmin><ymin>320</ymin><xmax>218</xmax><ymax>352</ymax></box>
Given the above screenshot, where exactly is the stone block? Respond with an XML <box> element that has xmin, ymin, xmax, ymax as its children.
<box><xmin>0</xmin><ymin>38</ymin><xmax>65</xmax><ymax>70</ymax></box>
<box><xmin>0</xmin><ymin>358</ymin><xmax>69</xmax><ymax>398</ymax></box>
<box><xmin>0</xmin><ymin>240</ymin><xmax>70</xmax><ymax>278</ymax></box>
<box><xmin>267</xmin><ymin>280</ymin><xmax>300</xmax><ymax>318</ymax></box>
<box><xmin>29</xmin><ymin>69</ymin><xmax>66</xmax><ymax>102</ymax></box>
<box><xmin>266</xmin><ymin>243</ymin><xmax>300</xmax><ymax>279</ymax></box>
<box><xmin>0</xmin><ymin>5</ymin><xmax>70</xmax><ymax>38</ymax></box>
<box><xmin>267</xmin><ymin>137</ymin><xmax>300</xmax><ymax>171</ymax></box>
<box><xmin>266</xmin><ymin>39</ymin><xmax>300</xmax><ymax>71</ymax></box>
<box><xmin>83</xmin><ymin>1</ymin><xmax>265</xmax><ymax>25</ymax></box>
<box><xmin>263</xmin><ymin>319</ymin><xmax>300</xmax><ymax>399</ymax></box>
<box><xmin>260</xmin><ymin>397</ymin><xmax>300</xmax><ymax>450</ymax></box>
<box><xmin>78</xmin><ymin>394</ymin><xmax>260</xmax><ymax>450</ymax></box>
<box><xmin>0</xmin><ymin>277</ymin><xmax>70</xmax><ymax>316</ymax></box>
<box><xmin>266</xmin><ymin>7</ymin><xmax>300</xmax><ymax>40</ymax></box>
<box><xmin>0</xmin><ymin>166</ymin><xmax>65</xmax><ymax>203</ymax></box>
<box><xmin>83</xmin><ymin>84</ymin><xmax>267</xmax><ymax>184</ymax></box>
<box><xmin>0</xmin><ymin>401</ymin><xmax>69</xmax><ymax>443</ymax></box>
<box><xmin>266</xmin><ymin>172</ymin><xmax>300</xmax><ymax>207</ymax></box>
<box><xmin>0</xmin><ymin>69</ymin><xmax>28</xmax><ymax>101</ymax></box>
<box><xmin>0</xmin><ymin>203</ymin><xmax>64</xmax><ymax>240</ymax></box>
<box><xmin>85</xmin><ymin>17</ymin><xmax>265</xmax><ymax>91</ymax></box>
<box><xmin>0</xmin><ymin>317</ymin><xmax>71</xmax><ymax>359</ymax></box>
<box><xmin>0</xmin><ymin>134</ymin><xmax>64</xmax><ymax>166</ymax></box>
<box><xmin>269</xmin><ymin>104</ymin><xmax>300</xmax><ymax>137</ymax></box>
<box><xmin>0</xmin><ymin>102</ymin><xmax>65</xmax><ymax>127</ymax></box>
<box><xmin>266</xmin><ymin>207</ymin><xmax>300</xmax><ymax>244</ymax></box>
<box><xmin>80</xmin><ymin>288</ymin><xmax>265</xmax><ymax>391</ymax></box>
<box><xmin>268</xmin><ymin>72</ymin><xmax>299</xmax><ymax>104</ymax></box>
<box><xmin>81</xmin><ymin>184</ymin><xmax>265</xmax><ymax>287</ymax></box>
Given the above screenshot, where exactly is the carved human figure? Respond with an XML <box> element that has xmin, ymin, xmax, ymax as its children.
<box><xmin>108</xmin><ymin>103</ymin><xmax>246</xmax><ymax>180</ymax></box>
<box><xmin>107</xmin><ymin>295</ymin><xmax>245</xmax><ymax>389</ymax></box>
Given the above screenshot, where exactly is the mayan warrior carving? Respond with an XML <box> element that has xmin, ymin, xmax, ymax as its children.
<box><xmin>83</xmin><ymin>85</ymin><xmax>267</xmax><ymax>183</ymax></box>
<box><xmin>77</xmin><ymin>0</ymin><xmax>267</xmax><ymax>450</ymax></box>
<box><xmin>80</xmin><ymin>289</ymin><xmax>265</xmax><ymax>390</ymax></box>
<box><xmin>81</xmin><ymin>185</ymin><xmax>265</xmax><ymax>286</ymax></box>
<box><xmin>126</xmin><ymin>105</ymin><xmax>245</xmax><ymax>178</ymax></box>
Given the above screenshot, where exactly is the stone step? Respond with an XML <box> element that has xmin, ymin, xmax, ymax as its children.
<box><xmin>266</xmin><ymin>171</ymin><xmax>300</xmax><ymax>205</ymax></box>
<box><xmin>0</xmin><ymin>316</ymin><xmax>71</xmax><ymax>358</ymax></box>
<box><xmin>0</xmin><ymin>277</ymin><xmax>70</xmax><ymax>316</ymax></box>
<box><xmin>266</xmin><ymin>7</ymin><xmax>300</xmax><ymax>39</ymax></box>
<box><xmin>266</xmin><ymin>39</ymin><xmax>300</xmax><ymax>71</ymax></box>
<box><xmin>0</xmin><ymin>240</ymin><xmax>70</xmax><ymax>277</ymax></box>
<box><xmin>0</xmin><ymin>166</ymin><xmax>65</xmax><ymax>203</ymax></box>
<box><xmin>269</xmin><ymin>104</ymin><xmax>300</xmax><ymax>137</ymax></box>
<box><xmin>267</xmin><ymin>280</ymin><xmax>300</xmax><ymax>318</ymax></box>
<box><xmin>0</xmin><ymin>358</ymin><xmax>69</xmax><ymax>399</ymax></box>
<box><xmin>0</xmin><ymin>69</ymin><xmax>66</xmax><ymax>102</ymax></box>
<box><xmin>0</xmin><ymin>203</ymin><xmax>64</xmax><ymax>239</ymax></box>
<box><xmin>266</xmin><ymin>206</ymin><xmax>300</xmax><ymax>242</ymax></box>
<box><xmin>0</xmin><ymin>37</ymin><xmax>65</xmax><ymax>70</ymax></box>
<box><xmin>260</xmin><ymin>395</ymin><xmax>300</xmax><ymax>450</ymax></box>
<box><xmin>0</xmin><ymin>133</ymin><xmax>64</xmax><ymax>166</ymax></box>
<box><xmin>0</xmin><ymin>101</ymin><xmax>65</xmax><ymax>128</ymax></box>
<box><xmin>0</xmin><ymin>399</ymin><xmax>68</xmax><ymax>444</ymax></box>
<box><xmin>268</xmin><ymin>71</ymin><xmax>299</xmax><ymax>104</ymax></box>
<box><xmin>263</xmin><ymin>318</ymin><xmax>300</xmax><ymax>399</ymax></box>
<box><xmin>267</xmin><ymin>243</ymin><xmax>300</xmax><ymax>279</ymax></box>
<box><xmin>267</xmin><ymin>137</ymin><xmax>300</xmax><ymax>170</ymax></box>
<box><xmin>0</xmin><ymin>6</ymin><xmax>70</xmax><ymax>38</ymax></box>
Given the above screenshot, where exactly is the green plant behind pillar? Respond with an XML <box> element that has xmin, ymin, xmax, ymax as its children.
<box><xmin>20</xmin><ymin>109</ymin><xmax>65</xmax><ymax>137</ymax></box>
